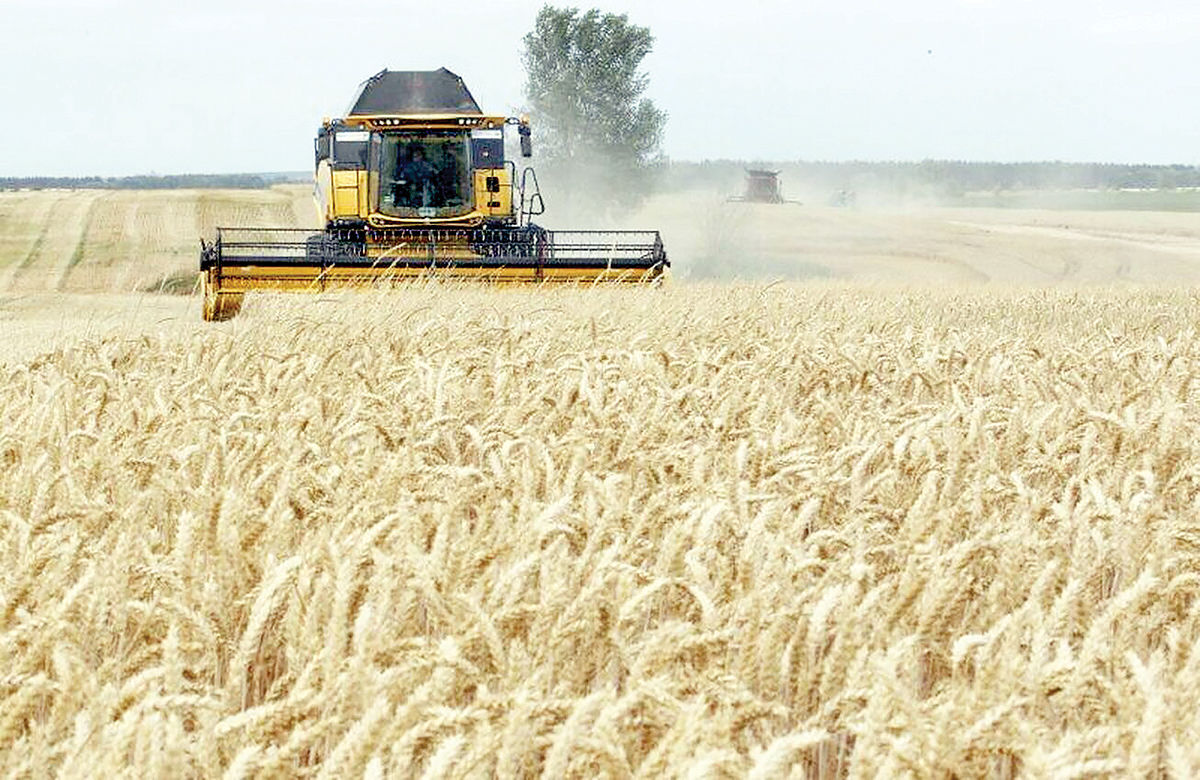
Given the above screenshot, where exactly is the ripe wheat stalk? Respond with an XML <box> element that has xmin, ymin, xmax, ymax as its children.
<box><xmin>2</xmin><ymin>282</ymin><xmax>1200</xmax><ymax>777</ymax></box>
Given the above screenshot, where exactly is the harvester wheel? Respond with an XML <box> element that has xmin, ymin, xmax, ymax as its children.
<box><xmin>201</xmin><ymin>270</ymin><xmax>244</xmax><ymax>322</ymax></box>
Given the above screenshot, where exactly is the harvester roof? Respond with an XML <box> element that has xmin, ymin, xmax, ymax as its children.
<box><xmin>346</xmin><ymin>68</ymin><xmax>483</xmax><ymax>116</ymax></box>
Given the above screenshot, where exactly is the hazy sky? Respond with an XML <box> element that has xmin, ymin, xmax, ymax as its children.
<box><xmin>4</xmin><ymin>0</ymin><xmax>1197</xmax><ymax>176</ymax></box>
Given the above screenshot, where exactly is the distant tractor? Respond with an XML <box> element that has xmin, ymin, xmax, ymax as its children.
<box><xmin>728</xmin><ymin>169</ymin><xmax>798</xmax><ymax>204</ymax></box>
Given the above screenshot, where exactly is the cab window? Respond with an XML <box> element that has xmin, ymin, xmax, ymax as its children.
<box><xmin>380</xmin><ymin>132</ymin><xmax>471</xmax><ymax>217</ymax></box>
<box><xmin>333</xmin><ymin>131</ymin><xmax>368</xmax><ymax>167</ymax></box>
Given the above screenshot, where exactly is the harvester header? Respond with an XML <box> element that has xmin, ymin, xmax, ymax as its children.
<box><xmin>199</xmin><ymin>68</ymin><xmax>668</xmax><ymax>321</ymax></box>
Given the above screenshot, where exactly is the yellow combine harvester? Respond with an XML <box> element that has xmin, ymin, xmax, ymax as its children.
<box><xmin>199</xmin><ymin>68</ymin><xmax>669</xmax><ymax>320</ymax></box>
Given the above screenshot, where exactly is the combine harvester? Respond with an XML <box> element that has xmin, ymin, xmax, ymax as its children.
<box><xmin>199</xmin><ymin>69</ymin><xmax>669</xmax><ymax>321</ymax></box>
<box><xmin>727</xmin><ymin>169</ymin><xmax>801</xmax><ymax>205</ymax></box>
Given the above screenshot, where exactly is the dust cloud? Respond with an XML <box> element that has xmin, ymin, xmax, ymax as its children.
<box><xmin>523</xmin><ymin>156</ymin><xmax>1200</xmax><ymax>284</ymax></box>
<box><xmin>583</xmin><ymin>188</ymin><xmax>1200</xmax><ymax>284</ymax></box>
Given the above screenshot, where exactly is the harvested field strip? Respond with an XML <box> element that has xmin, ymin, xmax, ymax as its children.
<box><xmin>57</xmin><ymin>193</ymin><xmax>158</xmax><ymax>293</ymax></box>
<box><xmin>56</xmin><ymin>198</ymin><xmax>99</xmax><ymax>290</ymax></box>
<box><xmin>43</xmin><ymin>188</ymin><xmax>312</xmax><ymax>293</ymax></box>
<box><xmin>6</xmin><ymin>191</ymin><xmax>103</xmax><ymax>293</ymax></box>
<box><xmin>0</xmin><ymin>191</ymin><xmax>63</xmax><ymax>290</ymax></box>
<box><xmin>193</xmin><ymin>186</ymin><xmax>307</xmax><ymax>236</ymax></box>
<box><xmin>0</xmin><ymin>192</ymin><xmax>61</xmax><ymax>265</ymax></box>
<box><xmin>9</xmin><ymin>221</ymin><xmax>52</xmax><ymax>282</ymax></box>
<box><xmin>288</xmin><ymin>186</ymin><xmax>320</xmax><ymax>229</ymax></box>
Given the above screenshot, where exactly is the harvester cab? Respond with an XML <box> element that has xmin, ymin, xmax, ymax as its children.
<box><xmin>199</xmin><ymin>68</ymin><xmax>669</xmax><ymax>321</ymax></box>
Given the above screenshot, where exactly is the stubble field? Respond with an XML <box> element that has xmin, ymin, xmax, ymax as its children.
<box><xmin>3</xmin><ymin>189</ymin><xmax>1200</xmax><ymax>776</ymax></box>
<box><xmin>0</xmin><ymin>186</ymin><xmax>317</xmax><ymax>295</ymax></box>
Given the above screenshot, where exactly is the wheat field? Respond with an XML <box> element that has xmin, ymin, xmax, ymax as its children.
<box><xmin>0</xmin><ymin>186</ymin><xmax>316</xmax><ymax>294</ymax></box>
<box><xmin>4</xmin><ymin>186</ymin><xmax>1200</xmax><ymax>294</ymax></box>
<box><xmin>3</xmin><ymin>281</ymin><xmax>1200</xmax><ymax>777</ymax></box>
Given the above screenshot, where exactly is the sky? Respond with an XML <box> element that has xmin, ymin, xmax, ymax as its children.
<box><xmin>3</xmin><ymin>0</ymin><xmax>1198</xmax><ymax>176</ymax></box>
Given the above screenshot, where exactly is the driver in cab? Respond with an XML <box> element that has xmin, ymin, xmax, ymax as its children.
<box><xmin>397</xmin><ymin>145</ymin><xmax>436</xmax><ymax>206</ymax></box>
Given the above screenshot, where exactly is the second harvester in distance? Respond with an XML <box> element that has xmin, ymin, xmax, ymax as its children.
<box><xmin>199</xmin><ymin>68</ymin><xmax>670</xmax><ymax>321</ymax></box>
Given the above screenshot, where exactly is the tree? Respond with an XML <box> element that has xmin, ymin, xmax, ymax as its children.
<box><xmin>522</xmin><ymin>6</ymin><xmax>667</xmax><ymax>215</ymax></box>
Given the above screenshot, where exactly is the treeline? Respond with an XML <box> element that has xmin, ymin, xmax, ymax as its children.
<box><xmin>0</xmin><ymin>173</ymin><xmax>279</xmax><ymax>190</ymax></box>
<box><xmin>666</xmin><ymin>160</ymin><xmax>1200</xmax><ymax>196</ymax></box>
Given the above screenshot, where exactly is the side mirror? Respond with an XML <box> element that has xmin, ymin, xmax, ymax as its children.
<box><xmin>519</xmin><ymin>125</ymin><xmax>532</xmax><ymax>158</ymax></box>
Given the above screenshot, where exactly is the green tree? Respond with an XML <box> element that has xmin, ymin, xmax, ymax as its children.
<box><xmin>522</xmin><ymin>5</ymin><xmax>667</xmax><ymax>215</ymax></box>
